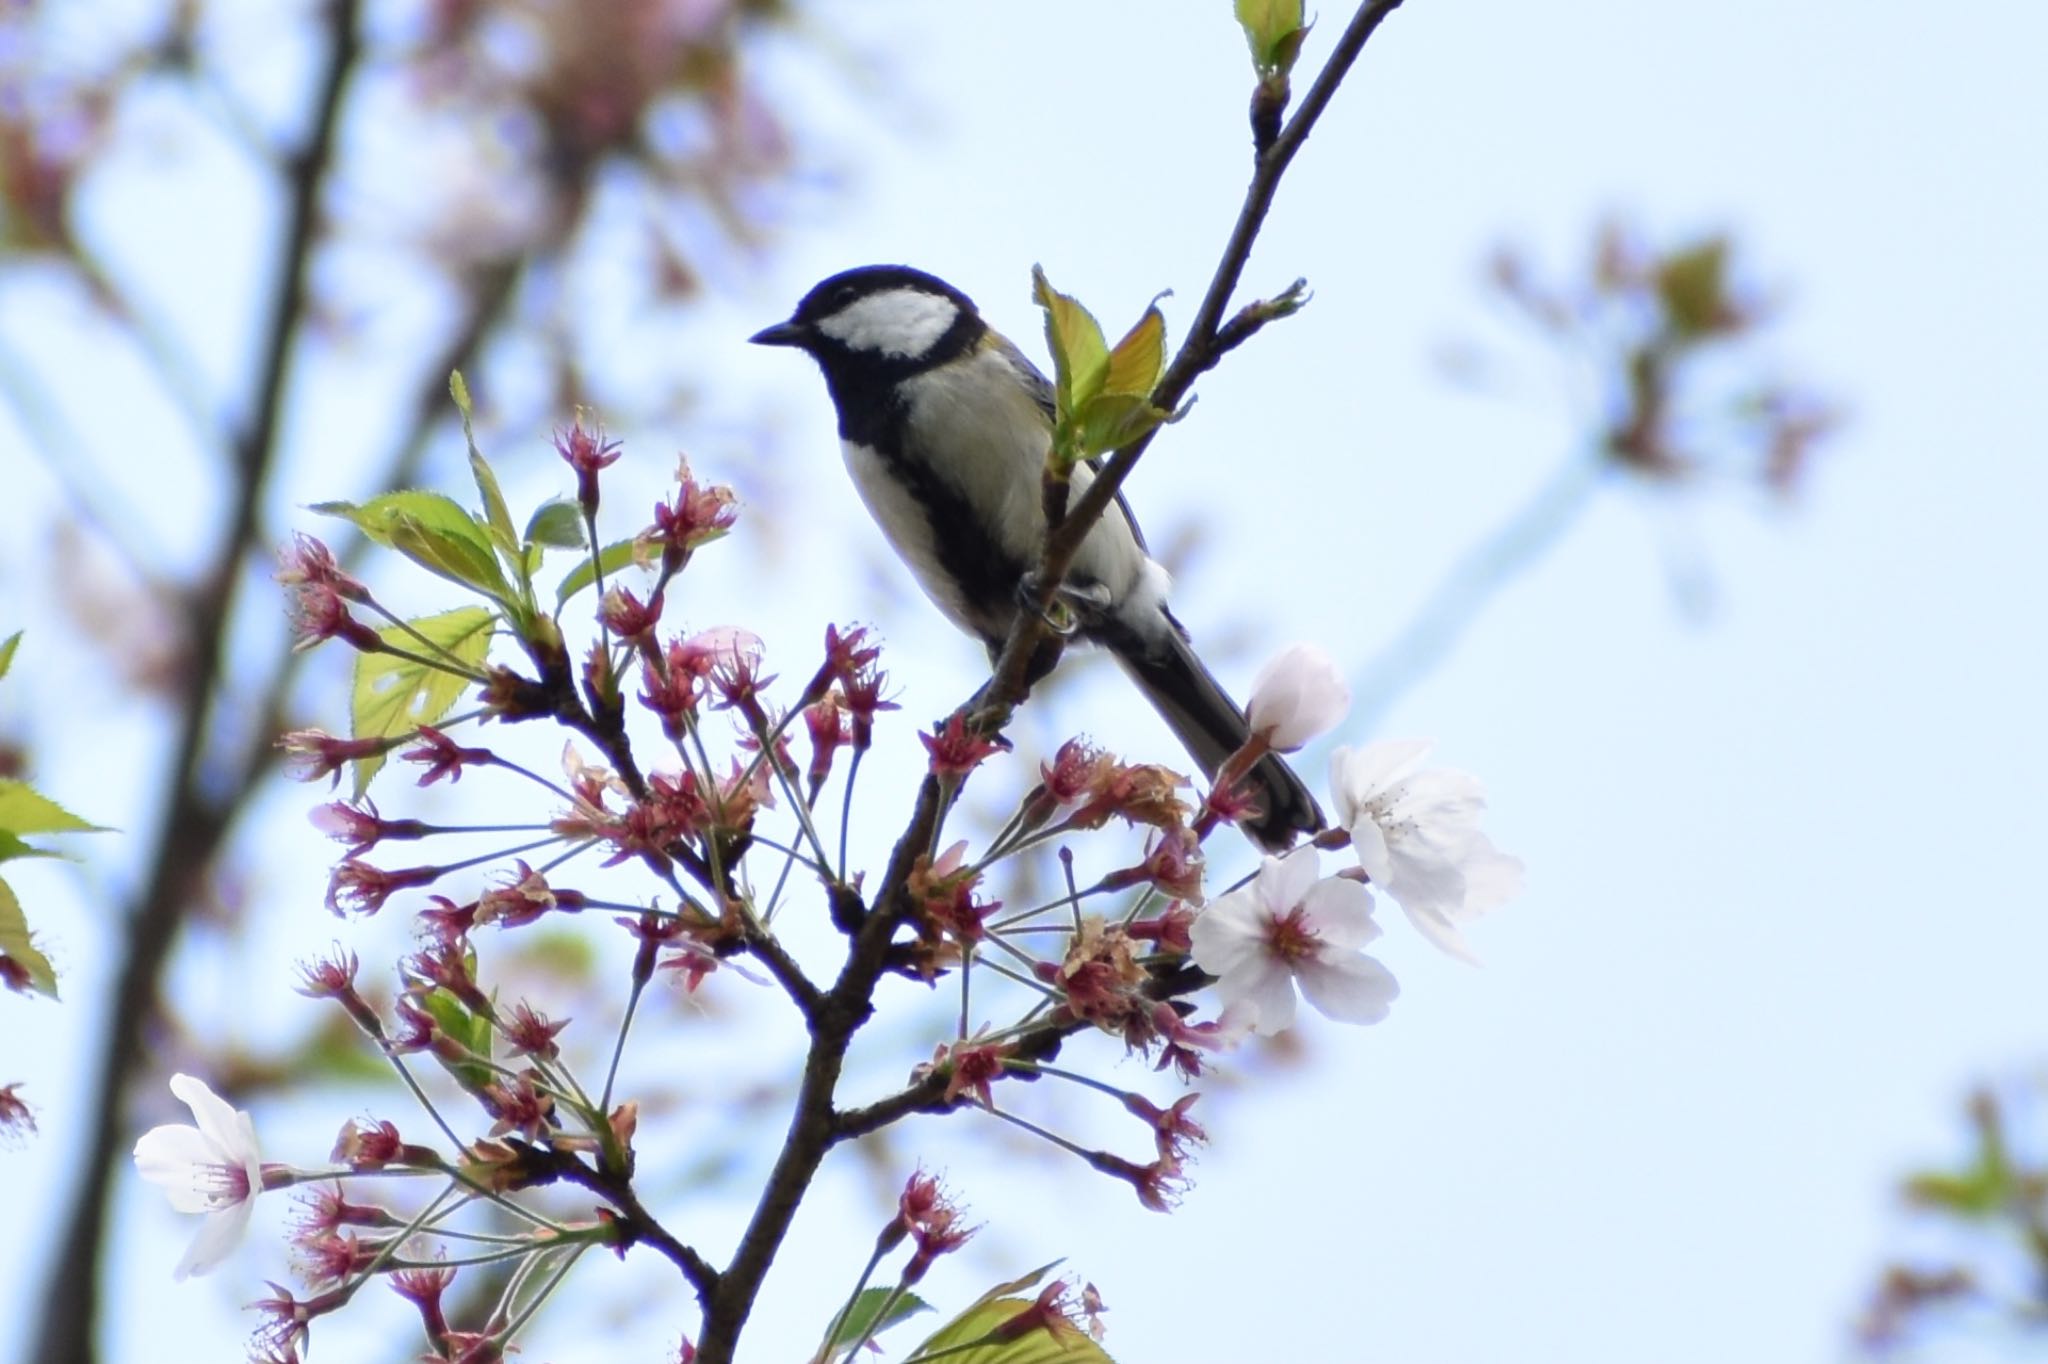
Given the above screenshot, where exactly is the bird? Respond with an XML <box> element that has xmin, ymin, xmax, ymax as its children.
<box><xmin>750</xmin><ymin>264</ymin><xmax>1321</xmax><ymax>849</ymax></box>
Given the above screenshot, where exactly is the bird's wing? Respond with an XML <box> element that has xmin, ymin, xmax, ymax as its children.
<box><xmin>987</xmin><ymin>328</ymin><xmax>1153</xmax><ymax>557</ymax></box>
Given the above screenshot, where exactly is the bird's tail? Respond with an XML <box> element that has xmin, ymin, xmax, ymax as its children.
<box><xmin>1103</xmin><ymin>621</ymin><xmax>1324</xmax><ymax>852</ymax></box>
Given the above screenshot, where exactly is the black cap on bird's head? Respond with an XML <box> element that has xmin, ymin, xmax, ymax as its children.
<box><xmin>749</xmin><ymin>265</ymin><xmax>985</xmax><ymax>371</ymax></box>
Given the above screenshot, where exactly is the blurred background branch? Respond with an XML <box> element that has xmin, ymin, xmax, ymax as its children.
<box><xmin>2</xmin><ymin>1</ymin><xmax>816</xmax><ymax>1357</ymax></box>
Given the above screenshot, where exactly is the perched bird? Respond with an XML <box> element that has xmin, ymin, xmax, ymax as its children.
<box><xmin>751</xmin><ymin>264</ymin><xmax>1321</xmax><ymax>849</ymax></box>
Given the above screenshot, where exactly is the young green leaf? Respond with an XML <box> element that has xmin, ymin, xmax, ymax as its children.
<box><xmin>449</xmin><ymin>369</ymin><xmax>476</xmax><ymax>422</ymax></box>
<box><xmin>904</xmin><ymin>1264</ymin><xmax>1115</xmax><ymax>1363</ymax></box>
<box><xmin>1101</xmin><ymin>302</ymin><xmax>1167</xmax><ymax>399</ymax></box>
<box><xmin>454</xmin><ymin>374</ymin><xmax>515</xmax><ymax>543</ymax></box>
<box><xmin>815</xmin><ymin>1288</ymin><xmax>932</xmax><ymax>1364</ymax></box>
<box><xmin>1031</xmin><ymin>266</ymin><xmax>1110</xmax><ymax>418</ymax></box>
<box><xmin>525</xmin><ymin>498</ymin><xmax>588</xmax><ymax>550</ymax></box>
<box><xmin>313</xmin><ymin>491</ymin><xmax>511</xmax><ymax>601</ymax></box>
<box><xmin>0</xmin><ymin>877</ymin><xmax>58</xmax><ymax>999</ymax></box>
<box><xmin>555</xmin><ymin>539</ymin><xmax>642</xmax><ymax>609</ymax></box>
<box><xmin>0</xmin><ymin>831</ymin><xmax>60</xmax><ymax>866</ymax></box>
<box><xmin>0</xmin><ymin>630</ymin><xmax>20</xmax><ymax>681</ymax></box>
<box><xmin>349</xmin><ymin>606</ymin><xmax>494</xmax><ymax>794</ymax></box>
<box><xmin>0</xmin><ymin>780</ymin><xmax>107</xmax><ymax>837</ymax></box>
<box><xmin>1235</xmin><ymin>0</ymin><xmax>1307</xmax><ymax>73</ymax></box>
<box><xmin>470</xmin><ymin>457</ymin><xmax>518</xmax><ymax>555</ymax></box>
<box><xmin>1075</xmin><ymin>393</ymin><xmax>1169</xmax><ymax>459</ymax></box>
<box><xmin>417</xmin><ymin>984</ymin><xmax>496</xmax><ymax>1095</ymax></box>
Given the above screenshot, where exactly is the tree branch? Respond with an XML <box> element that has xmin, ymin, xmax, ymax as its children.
<box><xmin>548</xmin><ymin>1153</ymin><xmax>721</xmax><ymax>1300</ymax></box>
<box><xmin>688</xmin><ymin>5</ymin><xmax>1408</xmax><ymax>1357</ymax></box>
<box><xmin>832</xmin><ymin>963</ymin><xmax>1210</xmax><ymax>1142</ymax></box>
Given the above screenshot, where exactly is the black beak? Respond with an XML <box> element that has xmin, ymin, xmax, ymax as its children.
<box><xmin>748</xmin><ymin>320</ymin><xmax>808</xmax><ymax>348</ymax></box>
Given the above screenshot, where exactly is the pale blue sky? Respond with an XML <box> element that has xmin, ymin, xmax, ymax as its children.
<box><xmin>4</xmin><ymin>2</ymin><xmax>2046</xmax><ymax>1361</ymax></box>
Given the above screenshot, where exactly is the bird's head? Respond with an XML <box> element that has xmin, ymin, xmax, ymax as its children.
<box><xmin>750</xmin><ymin>265</ymin><xmax>984</xmax><ymax>374</ymax></box>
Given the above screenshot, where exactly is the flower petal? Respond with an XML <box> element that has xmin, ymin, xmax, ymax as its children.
<box><xmin>1347</xmin><ymin>815</ymin><xmax>1393</xmax><ymax>885</ymax></box>
<box><xmin>1217</xmin><ymin>958</ymin><xmax>1299</xmax><ymax>1035</ymax></box>
<box><xmin>1188</xmin><ymin>891</ymin><xmax>1264</xmax><ymax>976</ymax></box>
<box><xmin>172</xmin><ymin>1199</ymin><xmax>254</xmax><ymax>1281</ymax></box>
<box><xmin>133</xmin><ymin>1124</ymin><xmax>218</xmax><ymax>1213</ymax></box>
<box><xmin>1399</xmin><ymin>898</ymin><xmax>1482</xmax><ymax>965</ymax></box>
<box><xmin>1460</xmin><ymin>845</ymin><xmax>1525</xmax><ymax>915</ymax></box>
<box><xmin>1390</xmin><ymin>860</ymin><xmax>1469</xmax><ymax>920</ymax></box>
<box><xmin>1300</xmin><ymin>876</ymin><xmax>1380</xmax><ymax>950</ymax></box>
<box><xmin>168</xmin><ymin>1074</ymin><xmax>255</xmax><ymax>1167</ymax></box>
<box><xmin>1263</xmin><ymin>846</ymin><xmax>1320</xmax><ymax>913</ymax></box>
<box><xmin>1329</xmin><ymin>740</ymin><xmax>1433</xmax><ymax>818</ymax></box>
<box><xmin>1247</xmin><ymin>643</ymin><xmax>1351</xmax><ymax>752</ymax></box>
<box><xmin>1296</xmin><ymin>952</ymin><xmax>1399</xmax><ymax>1025</ymax></box>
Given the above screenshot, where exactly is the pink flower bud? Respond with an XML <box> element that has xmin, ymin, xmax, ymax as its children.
<box><xmin>1246</xmin><ymin>642</ymin><xmax>1351</xmax><ymax>752</ymax></box>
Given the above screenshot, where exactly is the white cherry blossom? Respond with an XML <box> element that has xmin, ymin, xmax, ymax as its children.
<box><xmin>1329</xmin><ymin>740</ymin><xmax>1523</xmax><ymax>963</ymax></box>
<box><xmin>132</xmin><ymin>1073</ymin><xmax>265</xmax><ymax>1280</ymax></box>
<box><xmin>1189</xmin><ymin>847</ymin><xmax>1398</xmax><ymax>1034</ymax></box>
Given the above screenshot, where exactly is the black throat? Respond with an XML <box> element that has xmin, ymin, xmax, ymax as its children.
<box><xmin>812</xmin><ymin>306</ymin><xmax>986</xmax><ymax>447</ymax></box>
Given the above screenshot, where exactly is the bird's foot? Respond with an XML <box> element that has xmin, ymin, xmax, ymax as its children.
<box><xmin>1016</xmin><ymin>572</ymin><xmax>1111</xmax><ymax>637</ymax></box>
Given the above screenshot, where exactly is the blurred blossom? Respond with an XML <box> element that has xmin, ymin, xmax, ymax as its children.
<box><xmin>1484</xmin><ymin>220</ymin><xmax>1841</xmax><ymax>499</ymax></box>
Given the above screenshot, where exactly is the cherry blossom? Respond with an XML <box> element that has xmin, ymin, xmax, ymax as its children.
<box><xmin>132</xmin><ymin>1074</ymin><xmax>265</xmax><ymax>1280</ymax></box>
<box><xmin>1329</xmin><ymin>740</ymin><xmax>1523</xmax><ymax>962</ymax></box>
<box><xmin>1188</xmin><ymin>848</ymin><xmax>1398</xmax><ymax>1034</ymax></box>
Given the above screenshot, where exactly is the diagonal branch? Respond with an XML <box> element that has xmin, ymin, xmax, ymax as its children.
<box><xmin>688</xmin><ymin>6</ymin><xmax>1408</xmax><ymax>1360</ymax></box>
<box><xmin>984</xmin><ymin>0</ymin><xmax>1410</xmax><ymax>715</ymax></box>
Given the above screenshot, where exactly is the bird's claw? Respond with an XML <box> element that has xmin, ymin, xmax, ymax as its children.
<box><xmin>1016</xmin><ymin>574</ymin><xmax>1111</xmax><ymax>637</ymax></box>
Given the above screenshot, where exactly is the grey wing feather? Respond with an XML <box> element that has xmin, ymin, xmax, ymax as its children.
<box><xmin>987</xmin><ymin>329</ymin><xmax>1152</xmax><ymax>556</ymax></box>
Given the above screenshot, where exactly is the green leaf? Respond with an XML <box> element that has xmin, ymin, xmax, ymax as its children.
<box><xmin>525</xmin><ymin>498</ymin><xmax>587</xmax><ymax>550</ymax></box>
<box><xmin>449</xmin><ymin>370</ymin><xmax>476</xmax><ymax>422</ymax></box>
<box><xmin>907</xmin><ymin>1266</ymin><xmax>1115</xmax><ymax>1364</ymax></box>
<box><xmin>454</xmin><ymin>373</ymin><xmax>518</xmax><ymax>551</ymax></box>
<box><xmin>417</xmin><ymin>983</ymin><xmax>496</xmax><ymax>1095</ymax></box>
<box><xmin>0</xmin><ymin>630</ymin><xmax>20</xmax><ymax>681</ymax></box>
<box><xmin>349</xmin><ymin>607</ymin><xmax>494</xmax><ymax>794</ymax></box>
<box><xmin>1101</xmin><ymin>302</ymin><xmax>1167</xmax><ymax>399</ymax></box>
<box><xmin>297</xmin><ymin>1016</ymin><xmax>405</xmax><ymax>1085</ymax></box>
<box><xmin>0</xmin><ymin>876</ymin><xmax>58</xmax><ymax>999</ymax></box>
<box><xmin>0</xmin><ymin>780</ymin><xmax>107</xmax><ymax>836</ymax></box>
<box><xmin>816</xmin><ymin>1288</ymin><xmax>931</xmax><ymax>1363</ymax></box>
<box><xmin>314</xmin><ymin>491</ymin><xmax>511</xmax><ymax>601</ymax></box>
<box><xmin>1270</xmin><ymin>19</ymin><xmax>1313</xmax><ymax>74</ymax></box>
<box><xmin>0</xmin><ymin>831</ymin><xmax>62</xmax><ymax>865</ymax></box>
<box><xmin>907</xmin><ymin>1265</ymin><xmax>1118</xmax><ymax>1364</ymax></box>
<box><xmin>507</xmin><ymin>927</ymin><xmax>599</xmax><ymax>982</ymax></box>
<box><xmin>1031</xmin><ymin>266</ymin><xmax>1109</xmax><ymax>417</ymax></box>
<box><xmin>555</xmin><ymin>539</ymin><xmax>641</xmax><ymax>610</ymax></box>
<box><xmin>1075</xmin><ymin>394</ymin><xmax>1168</xmax><ymax>460</ymax></box>
<box><xmin>471</xmin><ymin>458</ymin><xmax>519</xmax><ymax>557</ymax></box>
<box><xmin>1235</xmin><ymin>0</ymin><xmax>1306</xmax><ymax>72</ymax></box>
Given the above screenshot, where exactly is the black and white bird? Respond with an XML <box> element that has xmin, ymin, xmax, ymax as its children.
<box><xmin>750</xmin><ymin>264</ymin><xmax>1321</xmax><ymax>849</ymax></box>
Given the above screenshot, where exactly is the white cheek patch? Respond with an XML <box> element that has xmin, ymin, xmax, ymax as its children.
<box><xmin>816</xmin><ymin>289</ymin><xmax>959</xmax><ymax>358</ymax></box>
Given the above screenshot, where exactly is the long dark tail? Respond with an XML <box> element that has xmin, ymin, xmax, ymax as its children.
<box><xmin>1102</xmin><ymin>619</ymin><xmax>1324</xmax><ymax>852</ymax></box>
